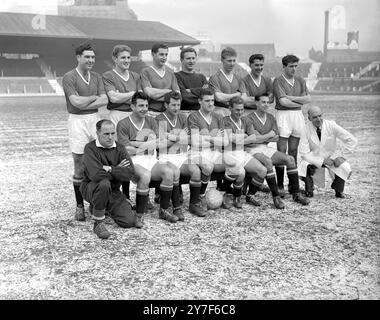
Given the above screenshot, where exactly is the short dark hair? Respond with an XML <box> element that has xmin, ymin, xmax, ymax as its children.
<box><xmin>131</xmin><ymin>91</ymin><xmax>149</xmax><ymax>105</ymax></box>
<box><xmin>229</xmin><ymin>96</ymin><xmax>245</xmax><ymax>108</ymax></box>
<box><xmin>151</xmin><ymin>43</ymin><xmax>169</xmax><ymax>54</ymax></box>
<box><xmin>249</xmin><ymin>54</ymin><xmax>264</xmax><ymax>65</ymax></box>
<box><xmin>180</xmin><ymin>47</ymin><xmax>197</xmax><ymax>60</ymax></box>
<box><xmin>112</xmin><ymin>44</ymin><xmax>132</xmax><ymax>58</ymax></box>
<box><xmin>75</xmin><ymin>42</ymin><xmax>95</xmax><ymax>56</ymax></box>
<box><xmin>254</xmin><ymin>93</ymin><xmax>269</xmax><ymax>101</ymax></box>
<box><xmin>282</xmin><ymin>54</ymin><xmax>299</xmax><ymax>66</ymax></box>
<box><xmin>164</xmin><ymin>91</ymin><xmax>182</xmax><ymax>104</ymax></box>
<box><xmin>96</xmin><ymin>119</ymin><xmax>114</xmax><ymax>131</ymax></box>
<box><xmin>198</xmin><ymin>88</ymin><xmax>215</xmax><ymax>100</ymax></box>
<box><xmin>221</xmin><ymin>47</ymin><xmax>237</xmax><ymax>60</ymax></box>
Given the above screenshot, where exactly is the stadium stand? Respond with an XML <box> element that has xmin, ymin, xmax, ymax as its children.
<box><xmin>313</xmin><ymin>78</ymin><xmax>378</xmax><ymax>92</ymax></box>
<box><xmin>0</xmin><ymin>78</ymin><xmax>55</xmax><ymax>94</ymax></box>
<box><xmin>317</xmin><ymin>62</ymin><xmax>371</xmax><ymax>78</ymax></box>
<box><xmin>0</xmin><ymin>57</ymin><xmax>44</xmax><ymax>77</ymax></box>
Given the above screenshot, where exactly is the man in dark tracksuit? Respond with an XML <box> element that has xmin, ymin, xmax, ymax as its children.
<box><xmin>80</xmin><ymin>119</ymin><xmax>137</xmax><ymax>239</ymax></box>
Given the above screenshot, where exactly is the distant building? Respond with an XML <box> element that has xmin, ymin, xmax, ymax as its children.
<box><xmin>220</xmin><ymin>44</ymin><xmax>276</xmax><ymax>63</ymax></box>
<box><xmin>58</xmin><ymin>0</ymin><xmax>137</xmax><ymax>20</ymax></box>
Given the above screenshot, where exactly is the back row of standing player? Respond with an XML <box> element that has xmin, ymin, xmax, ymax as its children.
<box><xmin>62</xmin><ymin>42</ymin><xmax>310</xmax><ymax>228</ymax></box>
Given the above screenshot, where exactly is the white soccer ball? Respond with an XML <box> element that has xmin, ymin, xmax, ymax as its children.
<box><xmin>205</xmin><ymin>189</ymin><xmax>223</xmax><ymax>210</ymax></box>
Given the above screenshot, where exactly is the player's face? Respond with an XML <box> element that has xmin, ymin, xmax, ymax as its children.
<box><xmin>97</xmin><ymin>123</ymin><xmax>116</xmax><ymax>148</ymax></box>
<box><xmin>165</xmin><ymin>98</ymin><xmax>181</xmax><ymax>116</ymax></box>
<box><xmin>250</xmin><ymin>59</ymin><xmax>264</xmax><ymax>77</ymax></box>
<box><xmin>309</xmin><ymin>109</ymin><xmax>323</xmax><ymax>128</ymax></box>
<box><xmin>182</xmin><ymin>52</ymin><xmax>197</xmax><ymax>72</ymax></box>
<box><xmin>257</xmin><ymin>96</ymin><xmax>270</xmax><ymax>113</ymax></box>
<box><xmin>199</xmin><ymin>95</ymin><xmax>215</xmax><ymax>113</ymax></box>
<box><xmin>222</xmin><ymin>55</ymin><xmax>236</xmax><ymax>73</ymax></box>
<box><xmin>132</xmin><ymin>98</ymin><xmax>149</xmax><ymax>118</ymax></box>
<box><xmin>77</xmin><ymin>50</ymin><xmax>95</xmax><ymax>71</ymax></box>
<box><xmin>284</xmin><ymin>62</ymin><xmax>298</xmax><ymax>77</ymax></box>
<box><xmin>152</xmin><ymin>48</ymin><xmax>168</xmax><ymax>67</ymax></box>
<box><xmin>114</xmin><ymin>50</ymin><xmax>131</xmax><ymax>71</ymax></box>
<box><xmin>230</xmin><ymin>103</ymin><xmax>244</xmax><ymax>119</ymax></box>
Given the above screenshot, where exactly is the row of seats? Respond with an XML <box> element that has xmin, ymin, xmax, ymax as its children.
<box><xmin>314</xmin><ymin>79</ymin><xmax>379</xmax><ymax>92</ymax></box>
<box><xmin>317</xmin><ymin>62</ymin><xmax>372</xmax><ymax>78</ymax></box>
<box><xmin>0</xmin><ymin>78</ymin><xmax>55</xmax><ymax>94</ymax></box>
<box><xmin>0</xmin><ymin>57</ymin><xmax>44</xmax><ymax>77</ymax></box>
<box><xmin>42</xmin><ymin>56</ymin><xmax>148</xmax><ymax>77</ymax></box>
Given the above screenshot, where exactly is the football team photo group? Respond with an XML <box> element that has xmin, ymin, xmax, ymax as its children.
<box><xmin>65</xmin><ymin>42</ymin><xmax>357</xmax><ymax>239</ymax></box>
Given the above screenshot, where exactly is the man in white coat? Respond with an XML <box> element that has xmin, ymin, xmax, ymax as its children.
<box><xmin>299</xmin><ymin>106</ymin><xmax>358</xmax><ymax>198</ymax></box>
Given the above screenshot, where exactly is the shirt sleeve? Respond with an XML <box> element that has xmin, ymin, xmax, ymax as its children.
<box><xmin>269</xmin><ymin>114</ymin><xmax>279</xmax><ymax>135</ymax></box>
<box><xmin>83</xmin><ymin>144</ymin><xmax>112</xmax><ymax>183</ymax></box>
<box><xmin>171</xmin><ymin>72</ymin><xmax>180</xmax><ymax>92</ymax></box>
<box><xmin>102</xmin><ymin>73</ymin><xmax>116</xmax><ymax>93</ymax></box>
<box><xmin>208</xmin><ymin>74</ymin><xmax>222</xmax><ymax>92</ymax></box>
<box><xmin>244</xmin><ymin>118</ymin><xmax>256</xmax><ymax>135</ymax></box>
<box><xmin>62</xmin><ymin>73</ymin><xmax>77</xmax><ymax>97</ymax></box>
<box><xmin>110</xmin><ymin>145</ymin><xmax>136</xmax><ymax>182</ymax></box>
<box><xmin>190</xmin><ymin>74</ymin><xmax>208</xmax><ymax>97</ymax></box>
<box><xmin>150</xmin><ymin>117</ymin><xmax>160</xmax><ymax>136</ymax></box>
<box><xmin>188</xmin><ymin>113</ymin><xmax>200</xmax><ymax>130</ymax></box>
<box><xmin>96</xmin><ymin>73</ymin><xmax>106</xmax><ymax>95</ymax></box>
<box><xmin>134</xmin><ymin>73</ymin><xmax>143</xmax><ymax>92</ymax></box>
<box><xmin>273</xmin><ymin>77</ymin><xmax>287</xmax><ymax>99</ymax></box>
<box><xmin>155</xmin><ymin>115</ymin><xmax>169</xmax><ymax>135</ymax></box>
<box><xmin>140</xmin><ymin>68</ymin><xmax>152</xmax><ymax>89</ymax></box>
<box><xmin>300</xmin><ymin>77</ymin><xmax>310</xmax><ymax>96</ymax></box>
<box><xmin>223</xmin><ymin>117</ymin><xmax>233</xmax><ymax>130</ymax></box>
<box><xmin>218</xmin><ymin>114</ymin><xmax>225</xmax><ymax>130</ymax></box>
<box><xmin>238</xmin><ymin>77</ymin><xmax>247</xmax><ymax>93</ymax></box>
<box><xmin>116</xmin><ymin>120</ymin><xmax>131</xmax><ymax>147</ymax></box>
<box><xmin>176</xmin><ymin>73</ymin><xmax>203</xmax><ymax>106</ymax></box>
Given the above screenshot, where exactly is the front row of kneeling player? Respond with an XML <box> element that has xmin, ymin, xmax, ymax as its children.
<box><xmin>82</xmin><ymin>89</ymin><xmax>309</xmax><ymax>239</ymax></box>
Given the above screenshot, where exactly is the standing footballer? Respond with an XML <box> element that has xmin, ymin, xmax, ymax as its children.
<box><xmin>62</xmin><ymin>42</ymin><xmax>108</xmax><ymax>221</ymax></box>
<box><xmin>273</xmin><ymin>55</ymin><xmax>311</xmax><ymax>196</ymax></box>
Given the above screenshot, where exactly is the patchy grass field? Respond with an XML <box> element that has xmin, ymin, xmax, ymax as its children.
<box><xmin>0</xmin><ymin>95</ymin><xmax>379</xmax><ymax>300</ymax></box>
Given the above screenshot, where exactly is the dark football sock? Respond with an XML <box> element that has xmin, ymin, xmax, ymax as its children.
<box><xmin>200</xmin><ymin>172</ymin><xmax>210</xmax><ymax>196</ymax></box>
<box><xmin>275</xmin><ymin>166</ymin><xmax>285</xmax><ymax>188</ymax></box>
<box><xmin>160</xmin><ymin>184</ymin><xmax>173</xmax><ymax>210</ymax></box>
<box><xmin>122</xmin><ymin>181</ymin><xmax>130</xmax><ymax>199</ymax></box>
<box><xmin>73</xmin><ymin>176</ymin><xmax>84</xmax><ymax>207</ymax></box>
<box><xmin>266</xmin><ymin>171</ymin><xmax>280</xmax><ymax>197</ymax></box>
<box><xmin>287</xmin><ymin>167</ymin><xmax>300</xmax><ymax>194</ymax></box>
<box><xmin>223</xmin><ymin>174</ymin><xmax>235</xmax><ymax>195</ymax></box>
<box><xmin>189</xmin><ymin>180</ymin><xmax>201</xmax><ymax>204</ymax></box>
<box><xmin>233</xmin><ymin>182</ymin><xmax>244</xmax><ymax>198</ymax></box>
<box><xmin>136</xmin><ymin>189</ymin><xmax>149</xmax><ymax>214</ymax></box>
<box><xmin>248</xmin><ymin>174</ymin><xmax>264</xmax><ymax>195</ymax></box>
<box><xmin>171</xmin><ymin>183</ymin><xmax>181</xmax><ymax>210</ymax></box>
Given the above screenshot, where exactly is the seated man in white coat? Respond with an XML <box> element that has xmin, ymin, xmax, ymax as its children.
<box><xmin>299</xmin><ymin>106</ymin><xmax>358</xmax><ymax>198</ymax></box>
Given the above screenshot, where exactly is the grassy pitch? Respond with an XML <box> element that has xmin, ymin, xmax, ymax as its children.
<box><xmin>0</xmin><ymin>95</ymin><xmax>379</xmax><ymax>299</ymax></box>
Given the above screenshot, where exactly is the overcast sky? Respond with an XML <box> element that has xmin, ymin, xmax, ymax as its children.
<box><xmin>1</xmin><ymin>0</ymin><xmax>379</xmax><ymax>57</ymax></box>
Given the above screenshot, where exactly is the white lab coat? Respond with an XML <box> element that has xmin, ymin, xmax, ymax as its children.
<box><xmin>298</xmin><ymin>119</ymin><xmax>358</xmax><ymax>181</ymax></box>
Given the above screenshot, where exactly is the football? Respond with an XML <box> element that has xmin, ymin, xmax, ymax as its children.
<box><xmin>205</xmin><ymin>188</ymin><xmax>223</xmax><ymax>210</ymax></box>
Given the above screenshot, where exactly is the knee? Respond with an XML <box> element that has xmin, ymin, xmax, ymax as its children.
<box><xmin>188</xmin><ymin>165</ymin><xmax>201</xmax><ymax>180</ymax></box>
<box><xmin>138</xmin><ymin>171</ymin><xmax>151</xmax><ymax>187</ymax></box>
<box><xmin>257</xmin><ymin>166</ymin><xmax>267</xmax><ymax>179</ymax></box>
<box><xmin>201</xmin><ymin>163</ymin><xmax>213</xmax><ymax>176</ymax></box>
<box><xmin>286</xmin><ymin>155</ymin><xmax>296</xmax><ymax>168</ymax></box>
<box><xmin>161</xmin><ymin>166</ymin><xmax>174</xmax><ymax>181</ymax></box>
<box><xmin>97</xmin><ymin>179</ymin><xmax>111</xmax><ymax>192</ymax></box>
<box><xmin>172</xmin><ymin>167</ymin><xmax>180</xmax><ymax>180</ymax></box>
<box><xmin>262</xmin><ymin>159</ymin><xmax>273</xmax><ymax>171</ymax></box>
